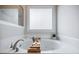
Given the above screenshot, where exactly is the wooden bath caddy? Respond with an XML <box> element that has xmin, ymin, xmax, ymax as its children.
<box><xmin>27</xmin><ymin>35</ymin><xmax>41</xmax><ymax>53</ymax></box>
<box><xmin>27</xmin><ymin>47</ymin><xmax>41</xmax><ymax>53</ymax></box>
<box><xmin>27</xmin><ymin>42</ymin><xmax>41</xmax><ymax>53</ymax></box>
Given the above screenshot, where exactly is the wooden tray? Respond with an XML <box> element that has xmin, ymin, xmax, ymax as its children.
<box><xmin>27</xmin><ymin>47</ymin><xmax>41</xmax><ymax>53</ymax></box>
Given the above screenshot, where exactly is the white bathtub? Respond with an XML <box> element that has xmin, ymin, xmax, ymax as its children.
<box><xmin>17</xmin><ymin>36</ymin><xmax>79</xmax><ymax>53</ymax></box>
<box><xmin>18</xmin><ymin>39</ymin><xmax>61</xmax><ymax>53</ymax></box>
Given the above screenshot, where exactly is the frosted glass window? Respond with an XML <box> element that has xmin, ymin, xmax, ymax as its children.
<box><xmin>29</xmin><ymin>8</ymin><xmax>52</xmax><ymax>30</ymax></box>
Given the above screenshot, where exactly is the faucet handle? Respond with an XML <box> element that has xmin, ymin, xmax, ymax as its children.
<box><xmin>19</xmin><ymin>44</ymin><xmax>22</xmax><ymax>47</ymax></box>
<box><xmin>10</xmin><ymin>43</ymin><xmax>13</xmax><ymax>48</ymax></box>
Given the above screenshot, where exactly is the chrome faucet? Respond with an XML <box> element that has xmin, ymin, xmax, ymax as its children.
<box><xmin>10</xmin><ymin>39</ymin><xmax>24</xmax><ymax>52</ymax></box>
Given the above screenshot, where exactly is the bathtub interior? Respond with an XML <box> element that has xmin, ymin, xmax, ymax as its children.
<box><xmin>40</xmin><ymin>39</ymin><xmax>60</xmax><ymax>51</ymax></box>
<box><xmin>20</xmin><ymin>39</ymin><xmax>60</xmax><ymax>52</ymax></box>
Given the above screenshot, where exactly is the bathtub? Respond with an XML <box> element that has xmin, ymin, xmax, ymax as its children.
<box><xmin>18</xmin><ymin>39</ymin><xmax>61</xmax><ymax>53</ymax></box>
<box><xmin>17</xmin><ymin>36</ymin><xmax>79</xmax><ymax>54</ymax></box>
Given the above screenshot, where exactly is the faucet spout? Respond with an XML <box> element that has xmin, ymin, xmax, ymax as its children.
<box><xmin>10</xmin><ymin>39</ymin><xmax>24</xmax><ymax>52</ymax></box>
